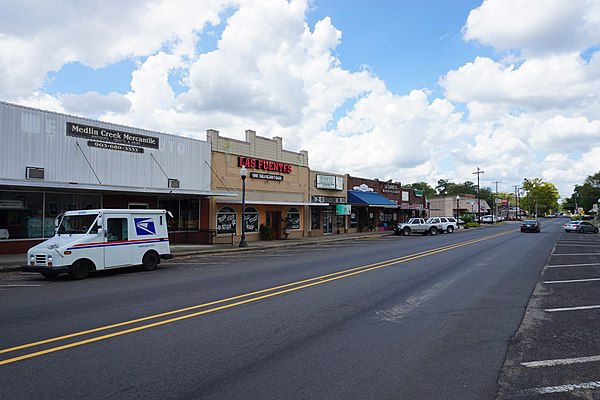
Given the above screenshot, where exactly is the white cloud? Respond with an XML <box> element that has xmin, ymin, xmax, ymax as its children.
<box><xmin>463</xmin><ymin>0</ymin><xmax>600</xmax><ymax>57</ymax></box>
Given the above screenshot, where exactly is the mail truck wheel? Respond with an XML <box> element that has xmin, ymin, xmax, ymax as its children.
<box><xmin>69</xmin><ymin>260</ymin><xmax>90</xmax><ymax>280</ymax></box>
<box><xmin>142</xmin><ymin>252</ymin><xmax>159</xmax><ymax>271</ymax></box>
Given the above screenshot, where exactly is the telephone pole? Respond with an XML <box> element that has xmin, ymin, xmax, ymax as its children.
<box><xmin>473</xmin><ymin>167</ymin><xmax>485</xmax><ymax>222</ymax></box>
<box><xmin>492</xmin><ymin>180</ymin><xmax>502</xmax><ymax>221</ymax></box>
<box><xmin>513</xmin><ymin>185</ymin><xmax>521</xmax><ymax>220</ymax></box>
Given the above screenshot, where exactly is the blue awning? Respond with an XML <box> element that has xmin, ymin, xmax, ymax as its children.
<box><xmin>347</xmin><ymin>190</ymin><xmax>398</xmax><ymax>208</ymax></box>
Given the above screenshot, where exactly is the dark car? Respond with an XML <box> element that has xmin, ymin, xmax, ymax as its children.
<box><xmin>521</xmin><ymin>220</ymin><xmax>541</xmax><ymax>233</ymax></box>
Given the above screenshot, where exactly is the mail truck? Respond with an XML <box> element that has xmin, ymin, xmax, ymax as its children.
<box><xmin>23</xmin><ymin>209</ymin><xmax>173</xmax><ymax>279</ymax></box>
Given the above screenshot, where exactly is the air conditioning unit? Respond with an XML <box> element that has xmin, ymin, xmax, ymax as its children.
<box><xmin>168</xmin><ymin>178</ymin><xmax>180</xmax><ymax>189</ymax></box>
<box><xmin>26</xmin><ymin>167</ymin><xmax>45</xmax><ymax>180</ymax></box>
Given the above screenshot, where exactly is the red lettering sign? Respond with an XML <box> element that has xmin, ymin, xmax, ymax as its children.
<box><xmin>237</xmin><ymin>156</ymin><xmax>293</xmax><ymax>174</ymax></box>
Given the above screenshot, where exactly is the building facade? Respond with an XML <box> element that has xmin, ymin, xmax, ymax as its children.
<box><xmin>308</xmin><ymin>171</ymin><xmax>348</xmax><ymax>236</ymax></box>
<box><xmin>0</xmin><ymin>101</ymin><xmax>230</xmax><ymax>254</ymax></box>
<box><xmin>428</xmin><ymin>195</ymin><xmax>491</xmax><ymax>218</ymax></box>
<box><xmin>207</xmin><ymin>129</ymin><xmax>321</xmax><ymax>243</ymax></box>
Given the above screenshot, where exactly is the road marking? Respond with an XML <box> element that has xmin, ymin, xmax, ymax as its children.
<box><xmin>0</xmin><ymin>230</ymin><xmax>513</xmax><ymax>366</ymax></box>
<box><xmin>0</xmin><ymin>284</ymin><xmax>43</xmax><ymax>288</ymax></box>
<box><xmin>514</xmin><ymin>381</ymin><xmax>600</xmax><ymax>396</ymax></box>
<box><xmin>374</xmin><ymin>280</ymin><xmax>454</xmax><ymax>322</ymax></box>
<box><xmin>548</xmin><ymin>263</ymin><xmax>600</xmax><ymax>268</ymax></box>
<box><xmin>544</xmin><ymin>305</ymin><xmax>600</xmax><ymax>312</ymax></box>
<box><xmin>543</xmin><ymin>278</ymin><xmax>600</xmax><ymax>284</ymax></box>
<box><xmin>522</xmin><ymin>355</ymin><xmax>600</xmax><ymax>368</ymax></box>
<box><xmin>551</xmin><ymin>253</ymin><xmax>600</xmax><ymax>256</ymax></box>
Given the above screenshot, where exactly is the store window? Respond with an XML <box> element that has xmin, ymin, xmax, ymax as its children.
<box><xmin>311</xmin><ymin>207</ymin><xmax>321</xmax><ymax>229</ymax></box>
<box><xmin>216</xmin><ymin>206</ymin><xmax>236</xmax><ymax>234</ymax></box>
<box><xmin>244</xmin><ymin>207</ymin><xmax>259</xmax><ymax>233</ymax></box>
<box><xmin>285</xmin><ymin>207</ymin><xmax>301</xmax><ymax>230</ymax></box>
<box><xmin>0</xmin><ymin>191</ymin><xmax>44</xmax><ymax>239</ymax></box>
<box><xmin>158</xmin><ymin>198</ymin><xmax>199</xmax><ymax>231</ymax></box>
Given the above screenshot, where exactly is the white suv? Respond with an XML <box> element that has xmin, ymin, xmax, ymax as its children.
<box><xmin>426</xmin><ymin>217</ymin><xmax>458</xmax><ymax>233</ymax></box>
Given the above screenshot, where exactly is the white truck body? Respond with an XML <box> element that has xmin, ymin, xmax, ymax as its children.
<box><xmin>394</xmin><ymin>217</ymin><xmax>441</xmax><ymax>236</ymax></box>
<box><xmin>23</xmin><ymin>209</ymin><xmax>173</xmax><ymax>279</ymax></box>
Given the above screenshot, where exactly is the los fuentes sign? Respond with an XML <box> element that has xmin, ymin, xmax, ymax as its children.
<box><xmin>238</xmin><ymin>156</ymin><xmax>293</xmax><ymax>174</ymax></box>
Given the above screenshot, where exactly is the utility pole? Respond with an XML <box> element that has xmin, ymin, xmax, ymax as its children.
<box><xmin>473</xmin><ymin>167</ymin><xmax>485</xmax><ymax>222</ymax></box>
<box><xmin>513</xmin><ymin>185</ymin><xmax>522</xmax><ymax>220</ymax></box>
<box><xmin>492</xmin><ymin>180</ymin><xmax>502</xmax><ymax>222</ymax></box>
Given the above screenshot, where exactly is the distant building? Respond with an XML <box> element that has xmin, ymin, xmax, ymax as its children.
<box><xmin>428</xmin><ymin>195</ymin><xmax>491</xmax><ymax>218</ymax></box>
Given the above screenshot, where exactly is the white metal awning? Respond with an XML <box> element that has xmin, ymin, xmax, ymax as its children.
<box><xmin>216</xmin><ymin>199</ymin><xmax>329</xmax><ymax>206</ymax></box>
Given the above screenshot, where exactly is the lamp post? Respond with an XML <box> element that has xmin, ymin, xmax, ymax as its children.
<box><xmin>239</xmin><ymin>166</ymin><xmax>248</xmax><ymax>247</ymax></box>
<box><xmin>455</xmin><ymin>195</ymin><xmax>460</xmax><ymax>218</ymax></box>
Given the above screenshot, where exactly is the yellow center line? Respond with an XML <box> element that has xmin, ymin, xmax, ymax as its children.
<box><xmin>1</xmin><ymin>229</ymin><xmax>513</xmax><ymax>366</ymax></box>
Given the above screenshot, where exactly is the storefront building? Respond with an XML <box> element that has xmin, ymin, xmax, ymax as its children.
<box><xmin>346</xmin><ymin>177</ymin><xmax>399</xmax><ymax>231</ymax></box>
<box><xmin>0</xmin><ymin>101</ymin><xmax>231</xmax><ymax>254</ymax></box>
<box><xmin>398</xmin><ymin>187</ymin><xmax>428</xmax><ymax>221</ymax></box>
<box><xmin>207</xmin><ymin>129</ymin><xmax>321</xmax><ymax>243</ymax></box>
<box><xmin>308</xmin><ymin>171</ymin><xmax>348</xmax><ymax>236</ymax></box>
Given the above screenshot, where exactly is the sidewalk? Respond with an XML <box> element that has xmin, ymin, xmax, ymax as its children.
<box><xmin>0</xmin><ymin>230</ymin><xmax>394</xmax><ymax>273</ymax></box>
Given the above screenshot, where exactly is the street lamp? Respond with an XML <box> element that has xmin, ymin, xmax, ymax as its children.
<box><xmin>239</xmin><ymin>165</ymin><xmax>248</xmax><ymax>248</ymax></box>
<box><xmin>455</xmin><ymin>195</ymin><xmax>460</xmax><ymax>218</ymax></box>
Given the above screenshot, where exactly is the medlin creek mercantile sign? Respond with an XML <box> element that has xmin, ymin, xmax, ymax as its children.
<box><xmin>66</xmin><ymin>122</ymin><xmax>160</xmax><ymax>154</ymax></box>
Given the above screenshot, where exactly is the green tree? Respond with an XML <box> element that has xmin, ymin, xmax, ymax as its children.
<box><xmin>569</xmin><ymin>171</ymin><xmax>600</xmax><ymax>214</ymax></box>
<box><xmin>521</xmin><ymin>178</ymin><xmax>560</xmax><ymax>216</ymax></box>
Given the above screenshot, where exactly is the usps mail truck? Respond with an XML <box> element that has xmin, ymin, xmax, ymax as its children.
<box><xmin>23</xmin><ymin>209</ymin><xmax>173</xmax><ymax>279</ymax></box>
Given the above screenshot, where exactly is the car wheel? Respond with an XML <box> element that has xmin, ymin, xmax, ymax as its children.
<box><xmin>594</xmin><ymin>228</ymin><xmax>599</xmax><ymax>234</ymax></box>
<box><xmin>402</xmin><ymin>227</ymin><xmax>410</xmax><ymax>236</ymax></box>
<box><xmin>579</xmin><ymin>227</ymin><xmax>585</xmax><ymax>233</ymax></box>
<box><xmin>142</xmin><ymin>252</ymin><xmax>159</xmax><ymax>271</ymax></box>
<box><xmin>446</xmin><ymin>226</ymin><xmax>454</xmax><ymax>233</ymax></box>
<box><xmin>429</xmin><ymin>227</ymin><xmax>438</xmax><ymax>236</ymax></box>
<box><xmin>69</xmin><ymin>260</ymin><xmax>90</xmax><ymax>280</ymax></box>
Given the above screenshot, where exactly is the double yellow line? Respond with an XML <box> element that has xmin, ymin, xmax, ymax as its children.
<box><xmin>1</xmin><ymin>230</ymin><xmax>511</xmax><ymax>366</ymax></box>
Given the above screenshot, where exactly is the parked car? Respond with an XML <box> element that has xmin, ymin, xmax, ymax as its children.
<box><xmin>479</xmin><ymin>215</ymin><xmax>498</xmax><ymax>224</ymax></box>
<box><xmin>521</xmin><ymin>220</ymin><xmax>541</xmax><ymax>233</ymax></box>
<box><xmin>563</xmin><ymin>220</ymin><xmax>599</xmax><ymax>234</ymax></box>
<box><xmin>426</xmin><ymin>217</ymin><xmax>458</xmax><ymax>233</ymax></box>
<box><xmin>394</xmin><ymin>218</ymin><xmax>439</xmax><ymax>236</ymax></box>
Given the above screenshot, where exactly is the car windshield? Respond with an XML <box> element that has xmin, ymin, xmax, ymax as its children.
<box><xmin>57</xmin><ymin>214</ymin><xmax>99</xmax><ymax>235</ymax></box>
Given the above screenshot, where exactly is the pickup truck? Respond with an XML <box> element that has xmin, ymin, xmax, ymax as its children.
<box><xmin>394</xmin><ymin>218</ymin><xmax>440</xmax><ymax>236</ymax></box>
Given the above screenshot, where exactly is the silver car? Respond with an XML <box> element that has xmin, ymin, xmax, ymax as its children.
<box><xmin>563</xmin><ymin>220</ymin><xmax>599</xmax><ymax>234</ymax></box>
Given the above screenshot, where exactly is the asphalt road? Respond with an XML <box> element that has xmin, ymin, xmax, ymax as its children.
<box><xmin>0</xmin><ymin>221</ymin><xmax>575</xmax><ymax>399</ymax></box>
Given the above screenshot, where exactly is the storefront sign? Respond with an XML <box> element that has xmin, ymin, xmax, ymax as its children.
<box><xmin>87</xmin><ymin>140</ymin><xmax>144</xmax><ymax>153</ymax></box>
<box><xmin>414</xmin><ymin>189</ymin><xmax>424</xmax><ymax>197</ymax></box>
<box><xmin>312</xmin><ymin>195</ymin><xmax>346</xmax><ymax>204</ymax></box>
<box><xmin>316</xmin><ymin>175</ymin><xmax>344</xmax><ymax>190</ymax></box>
<box><xmin>336</xmin><ymin>204</ymin><xmax>351</xmax><ymax>215</ymax></box>
<box><xmin>353</xmin><ymin>183</ymin><xmax>374</xmax><ymax>192</ymax></box>
<box><xmin>238</xmin><ymin>156</ymin><xmax>292</xmax><ymax>173</ymax></box>
<box><xmin>382</xmin><ymin>183</ymin><xmax>399</xmax><ymax>194</ymax></box>
<box><xmin>66</xmin><ymin>122</ymin><xmax>159</xmax><ymax>149</ymax></box>
<box><xmin>250</xmin><ymin>172</ymin><xmax>283</xmax><ymax>181</ymax></box>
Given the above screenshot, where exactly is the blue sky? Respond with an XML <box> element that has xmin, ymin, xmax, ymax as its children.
<box><xmin>2</xmin><ymin>0</ymin><xmax>599</xmax><ymax>198</ymax></box>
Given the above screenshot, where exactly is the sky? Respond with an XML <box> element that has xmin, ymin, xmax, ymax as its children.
<box><xmin>1</xmin><ymin>0</ymin><xmax>599</xmax><ymax>199</ymax></box>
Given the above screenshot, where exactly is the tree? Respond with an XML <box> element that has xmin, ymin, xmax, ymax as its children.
<box><xmin>569</xmin><ymin>171</ymin><xmax>600</xmax><ymax>214</ymax></box>
<box><xmin>521</xmin><ymin>178</ymin><xmax>560</xmax><ymax>216</ymax></box>
<box><xmin>404</xmin><ymin>182</ymin><xmax>436</xmax><ymax>198</ymax></box>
